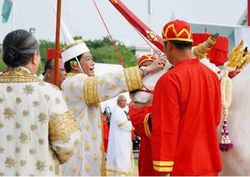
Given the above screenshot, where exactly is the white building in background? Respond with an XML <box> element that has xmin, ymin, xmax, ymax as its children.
<box><xmin>128</xmin><ymin>45</ymin><xmax>151</xmax><ymax>58</ymax></box>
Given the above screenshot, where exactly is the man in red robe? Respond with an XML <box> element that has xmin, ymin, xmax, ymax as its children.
<box><xmin>151</xmin><ymin>19</ymin><xmax>222</xmax><ymax>176</ymax></box>
<box><xmin>129</xmin><ymin>54</ymin><xmax>160</xmax><ymax>176</ymax></box>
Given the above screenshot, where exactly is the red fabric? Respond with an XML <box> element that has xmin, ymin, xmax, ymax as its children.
<box><xmin>129</xmin><ymin>103</ymin><xmax>160</xmax><ymax>176</ymax></box>
<box><xmin>151</xmin><ymin>59</ymin><xmax>222</xmax><ymax>176</ymax></box>
<box><xmin>162</xmin><ymin>19</ymin><xmax>193</xmax><ymax>42</ymax></box>
<box><xmin>137</xmin><ymin>54</ymin><xmax>157</xmax><ymax>66</ymax></box>
<box><xmin>46</xmin><ymin>48</ymin><xmax>62</xmax><ymax>60</ymax></box>
<box><xmin>131</xmin><ymin>129</ymin><xmax>135</xmax><ymax>140</ymax></box>
<box><xmin>193</xmin><ymin>33</ymin><xmax>229</xmax><ymax>66</ymax></box>
<box><xmin>101</xmin><ymin>114</ymin><xmax>109</xmax><ymax>153</ymax></box>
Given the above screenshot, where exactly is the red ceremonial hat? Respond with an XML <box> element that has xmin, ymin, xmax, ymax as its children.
<box><xmin>137</xmin><ymin>54</ymin><xmax>157</xmax><ymax>66</ymax></box>
<box><xmin>46</xmin><ymin>48</ymin><xmax>62</xmax><ymax>60</ymax></box>
<box><xmin>162</xmin><ymin>19</ymin><xmax>193</xmax><ymax>43</ymax></box>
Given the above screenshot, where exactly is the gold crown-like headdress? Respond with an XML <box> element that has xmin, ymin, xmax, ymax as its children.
<box><xmin>193</xmin><ymin>33</ymin><xmax>218</xmax><ymax>59</ymax></box>
<box><xmin>235</xmin><ymin>47</ymin><xmax>250</xmax><ymax>69</ymax></box>
<box><xmin>227</xmin><ymin>40</ymin><xmax>244</xmax><ymax>68</ymax></box>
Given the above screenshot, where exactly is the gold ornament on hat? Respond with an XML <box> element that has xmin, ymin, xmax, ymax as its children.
<box><xmin>193</xmin><ymin>33</ymin><xmax>218</xmax><ymax>59</ymax></box>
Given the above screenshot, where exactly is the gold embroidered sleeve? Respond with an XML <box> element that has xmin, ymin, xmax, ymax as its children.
<box><xmin>56</xmin><ymin>151</ymin><xmax>74</xmax><ymax>164</ymax></box>
<box><xmin>49</xmin><ymin>111</ymin><xmax>80</xmax><ymax>141</ymax></box>
<box><xmin>124</xmin><ymin>66</ymin><xmax>143</xmax><ymax>91</ymax></box>
<box><xmin>84</xmin><ymin>76</ymin><xmax>99</xmax><ymax>105</ymax></box>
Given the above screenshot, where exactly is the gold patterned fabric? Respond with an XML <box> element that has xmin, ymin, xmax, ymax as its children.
<box><xmin>84</xmin><ymin>76</ymin><xmax>99</xmax><ymax>105</ymax></box>
<box><xmin>0</xmin><ymin>67</ymin><xmax>39</xmax><ymax>83</ymax></box>
<box><xmin>0</xmin><ymin>67</ymin><xmax>81</xmax><ymax>175</ymax></box>
<box><xmin>49</xmin><ymin>111</ymin><xmax>79</xmax><ymax>141</ymax></box>
<box><xmin>124</xmin><ymin>66</ymin><xmax>143</xmax><ymax>91</ymax></box>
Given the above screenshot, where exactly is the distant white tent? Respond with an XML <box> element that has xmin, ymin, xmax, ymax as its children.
<box><xmin>234</xmin><ymin>27</ymin><xmax>250</xmax><ymax>49</ymax></box>
<box><xmin>190</xmin><ymin>21</ymin><xmax>249</xmax><ymax>49</ymax></box>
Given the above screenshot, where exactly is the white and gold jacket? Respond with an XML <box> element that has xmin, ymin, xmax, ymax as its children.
<box><xmin>61</xmin><ymin>66</ymin><xmax>142</xmax><ymax>176</ymax></box>
<box><xmin>0</xmin><ymin>67</ymin><xmax>81</xmax><ymax>176</ymax></box>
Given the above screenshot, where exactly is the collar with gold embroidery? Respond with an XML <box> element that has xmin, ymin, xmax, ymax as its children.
<box><xmin>0</xmin><ymin>67</ymin><xmax>40</xmax><ymax>83</ymax></box>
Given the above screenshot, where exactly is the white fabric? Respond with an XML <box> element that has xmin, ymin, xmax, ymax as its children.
<box><xmin>200</xmin><ymin>58</ymin><xmax>223</xmax><ymax>79</ymax></box>
<box><xmin>61</xmin><ymin>42</ymin><xmax>90</xmax><ymax>63</ymax></box>
<box><xmin>106</xmin><ymin>105</ymin><xmax>133</xmax><ymax>175</ymax></box>
<box><xmin>61</xmin><ymin>70</ymin><xmax>129</xmax><ymax>176</ymax></box>
<box><xmin>0</xmin><ymin>68</ymin><xmax>80</xmax><ymax>176</ymax></box>
<box><xmin>132</xmin><ymin>61</ymin><xmax>171</xmax><ymax>104</ymax></box>
<box><xmin>220</xmin><ymin>64</ymin><xmax>250</xmax><ymax>175</ymax></box>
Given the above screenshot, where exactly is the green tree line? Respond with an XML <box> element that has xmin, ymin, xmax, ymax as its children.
<box><xmin>0</xmin><ymin>36</ymin><xmax>137</xmax><ymax>74</ymax></box>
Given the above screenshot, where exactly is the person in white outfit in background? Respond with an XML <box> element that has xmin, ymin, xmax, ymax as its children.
<box><xmin>106</xmin><ymin>95</ymin><xmax>134</xmax><ymax>176</ymax></box>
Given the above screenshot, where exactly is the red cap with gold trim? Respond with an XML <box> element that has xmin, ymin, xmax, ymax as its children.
<box><xmin>137</xmin><ymin>54</ymin><xmax>157</xmax><ymax>67</ymax></box>
<box><xmin>162</xmin><ymin>19</ymin><xmax>193</xmax><ymax>43</ymax></box>
<box><xmin>46</xmin><ymin>48</ymin><xmax>62</xmax><ymax>60</ymax></box>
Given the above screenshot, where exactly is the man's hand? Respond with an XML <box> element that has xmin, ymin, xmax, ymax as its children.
<box><xmin>228</xmin><ymin>67</ymin><xmax>241</xmax><ymax>78</ymax></box>
<box><xmin>146</xmin><ymin>58</ymin><xmax>166</xmax><ymax>75</ymax></box>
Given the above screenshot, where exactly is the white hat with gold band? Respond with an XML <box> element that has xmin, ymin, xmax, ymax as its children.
<box><xmin>61</xmin><ymin>40</ymin><xmax>90</xmax><ymax>63</ymax></box>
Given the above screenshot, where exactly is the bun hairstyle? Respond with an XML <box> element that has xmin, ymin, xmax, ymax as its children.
<box><xmin>3</xmin><ymin>29</ymin><xmax>39</xmax><ymax>67</ymax></box>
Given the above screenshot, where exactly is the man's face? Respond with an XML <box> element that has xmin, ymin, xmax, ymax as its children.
<box><xmin>79</xmin><ymin>52</ymin><xmax>95</xmax><ymax>76</ymax></box>
<box><xmin>47</xmin><ymin>59</ymin><xmax>66</xmax><ymax>88</ymax></box>
<box><xmin>118</xmin><ymin>96</ymin><xmax>127</xmax><ymax>108</ymax></box>
<box><xmin>139</xmin><ymin>60</ymin><xmax>153</xmax><ymax>68</ymax></box>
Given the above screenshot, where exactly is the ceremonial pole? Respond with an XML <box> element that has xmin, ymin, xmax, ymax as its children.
<box><xmin>109</xmin><ymin>0</ymin><xmax>164</xmax><ymax>52</ymax></box>
<box><xmin>54</xmin><ymin>0</ymin><xmax>62</xmax><ymax>85</ymax></box>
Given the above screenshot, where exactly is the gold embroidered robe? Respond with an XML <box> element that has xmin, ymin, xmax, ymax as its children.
<box><xmin>61</xmin><ymin>66</ymin><xmax>142</xmax><ymax>176</ymax></box>
<box><xmin>0</xmin><ymin>67</ymin><xmax>81</xmax><ymax>176</ymax></box>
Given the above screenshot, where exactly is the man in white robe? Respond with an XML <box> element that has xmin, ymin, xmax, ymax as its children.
<box><xmin>61</xmin><ymin>39</ymin><xmax>165</xmax><ymax>176</ymax></box>
<box><xmin>106</xmin><ymin>95</ymin><xmax>133</xmax><ymax>175</ymax></box>
<box><xmin>0</xmin><ymin>29</ymin><xmax>81</xmax><ymax>176</ymax></box>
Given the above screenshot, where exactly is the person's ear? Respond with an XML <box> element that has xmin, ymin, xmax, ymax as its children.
<box><xmin>70</xmin><ymin>60</ymin><xmax>78</xmax><ymax>71</ymax></box>
<box><xmin>167</xmin><ymin>41</ymin><xmax>173</xmax><ymax>51</ymax></box>
<box><xmin>31</xmin><ymin>52</ymin><xmax>40</xmax><ymax>65</ymax></box>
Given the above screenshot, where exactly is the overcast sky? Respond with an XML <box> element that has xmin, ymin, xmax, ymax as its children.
<box><xmin>0</xmin><ymin>0</ymin><xmax>247</xmax><ymax>46</ymax></box>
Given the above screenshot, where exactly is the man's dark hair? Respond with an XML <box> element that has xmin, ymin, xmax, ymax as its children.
<box><xmin>165</xmin><ymin>40</ymin><xmax>193</xmax><ymax>50</ymax></box>
<box><xmin>3</xmin><ymin>29</ymin><xmax>39</xmax><ymax>67</ymax></box>
<box><xmin>64</xmin><ymin>54</ymin><xmax>82</xmax><ymax>73</ymax></box>
<box><xmin>43</xmin><ymin>59</ymin><xmax>54</xmax><ymax>75</ymax></box>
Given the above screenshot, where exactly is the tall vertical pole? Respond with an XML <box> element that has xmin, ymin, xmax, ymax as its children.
<box><xmin>248</xmin><ymin>0</ymin><xmax>250</xmax><ymax>26</ymax></box>
<box><xmin>54</xmin><ymin>0</ymin><xmax>62</xmax><ymax>86</ymax></box>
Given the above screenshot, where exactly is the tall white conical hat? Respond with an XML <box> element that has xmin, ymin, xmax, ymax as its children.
<box><xmin>52</xmin><ymin>5</ymin><xmax>90</xmax><ymax>63</ymax></box>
